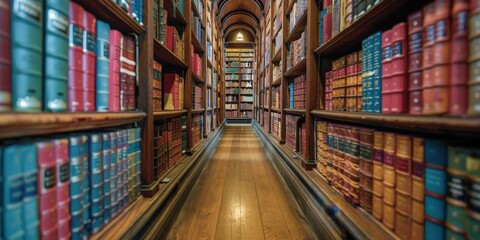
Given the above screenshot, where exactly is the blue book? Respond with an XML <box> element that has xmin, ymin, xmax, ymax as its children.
<box><xmin>69</xmin><ymin>135</ymin><xmax>86</xmax><ymax>238</ymax></box>
<box><xmin>371</xmin><ymin>31</ymin><xmax>382</xmax><ymax>113</ymax></box>
<box><xmin>11</xmin><ymin>0</ymin><xmax>44</xmax><ymax>112</ymax></box>
<box><xmin>135</xmin><ymin>127</ymin><xmax>141</xmax><ymax>196</ymax></box>
<box><xmin>88</xmin><ymin>134</ymin><xmax>103</xmax><ymax>221</ymax></box>
<box><xmin>138</xmin><ymin>0</ymin><xmax>143</xmax><ymax>26</ymax></box>
<box><xmin>101</xmin><ymin>133</ymin><xmax>111</xmax><ymax>224</ymax></box>
<box><xmin>21</xmin><ymin>144</ymin><xmax>39</xmax><ymax>240</ymax></box>
<box><xmin>109</xmin><ymin>131</ymin><xmax>118</xmax><ymax>216</ymax></box>
<box><xmin>178</xmin><ymin>0</ymin><xmax>185</xmax><ymax>14</ymax></box>
<box><xmin>82</xmin><ymin>135</ymin><xmax>91</xmax><ymax>237</ymax></box>
<box><xmin>95</xmin><ymin>21</ymin><xmax>111</xmax><ymax>112</ymax></box>
<box><xmin>44</xmin><ymin>0</ymin><xmax>69</xmax><ymax>112</ymax></box>
<box><xmin>2</xmin><ymin>145</ymin><xmax>25</xmax><ymax>239</ymax></box>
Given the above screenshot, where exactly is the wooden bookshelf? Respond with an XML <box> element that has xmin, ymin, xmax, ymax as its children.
<box><xmin>284</xmin><ymin>58</ymin><xmax>306</xmax><ymax>77</ymax></box>
<box><xmin>192</xmin><ymin>72</ymin><xmax>205</xmax><ymax>83</ymax></box>
<box><xmin>284</xmin><ymin>11</ymin><xmax>307</xmax><ymax>44</ymax></box>
<box><xmin>153</xmin><ymin>39</ymin><xmax>188</xmax><ymax>69</ymax></box>
<box><xmin>153</xmin><ymin>110</ymin><xmax>188</xmax><ymax>119</ymax></box>
<box><xmin>191</xmin><ymin>30</ymin><xmax>206</xmax><ymax>53</ymax></box>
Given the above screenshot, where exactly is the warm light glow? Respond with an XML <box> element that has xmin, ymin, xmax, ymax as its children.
<box><xmin>236</xmin><ymin>32</ymin><xmax>244</xmax><ymax>41</ymax></box>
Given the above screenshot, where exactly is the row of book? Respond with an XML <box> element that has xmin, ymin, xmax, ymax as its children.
<box><xmin>274</xmin><ymin>6</ymin><xmax>283</xmax><ymax>38</ymax></box>
<box><xmin>191</xmin><ymin>14</ymin><xmax>204</xmax><ymax>46</ymax></box>
<box><xmin>226</xmin><ymin>95</ymin><xmax>238</xmax><ymax>102</ymax></box>
<box><xmin>226</xmin><ymin>67</ymin><xmax>239</xmax><ymax>73</ymax></box>
<box><xmin>153</xmin><ymin>117</ymin><xmax>185</xmax><ymax>176</ymax></box>
<box><xmin>274</xmin><ymin>30</ymin><xmax>283</xmax><ymax>54</ymax></box>
<box><xmin>264</xmin><ymin>90</ymin><xmax>270</xmax><ymax>108</ymax></box>
<box><xmin>241</xmin><ymin>74</ymin><xmax>253</xmax><ymax>80</ymax></box>
<box><xmin>319</xmin><ymin>0</ymin><xmax>382</xmax><ymax>45</ymax></box>
<box><xmin>263</xmin><ymin>111</ymin><xmax>270</xmax><ymax>129</ymax></box>
<box><xmin>272</xmin><ymin>86</ymin><xmax>281</xmax><ymax>109</ymax></box>
<box><xmin>225</xmin><ymin>110</ymin><xmax>238</xmax><ymax>118</ymax></box>
<box><xmin>287</xmin><ymin>30</ymin><xmax>307</xmax><ymax>70</ymax></box>
<box><xmin>241</xmin><ymin>68</ymin><xmax>253</xmax><ymax>74</ymax></box>
<box><xmin>163</xmin><ymin>73</ymin><xmax>185</xmax><ymax>110</ymax></box>
<box><xmin>191</xmin><ymin>50</ymin><xmax>202</xmax><ymax>77</ymax></box>
<box><xmin>225</xmin><ymin>75</ymin><xmax>239</xmax><ymax>80</ymax></box>
<box><xmin>271</xmin><ymin>112</ymin><xmax>281</xmax><ymax>140</ymax></box>
<box><xmin>192</xmin><ymin>0</ymin><xmax>203</xmax><ymax>21</ymax></box>
<box><xmin>226</xmin><ymin>82</ymin><xmax>239</xmax><ymax>88</ymax></box>
<box><xmin>0</xmin><ymin>1</ymin><xmax>138</xmax><ymax>112</ymax></box>
<box><xmin>241</xmin><ymin>81</ymin><xmax>252</xmax><ymax>88</ymax></box>
<box><xmin>325</xmin><ymin>51</ymin><xmax>363</xmax><ymax>111</ymax></box>
<box><xmin>287</xmin><ymin>75</ymin><xmax>307</xmax><ymax>109</ymax></box>
<box><xmin>154</xmin><ymin>0</ymin><xmax>185</xmax><ymax>61</ymax></box>
<box><xmin>1</xmin><ymin>127</ymin><xmax>141</xmax><ymax>239</ymax></box>
<box><xmin>273</xmin><ymin>63</ymin><xmax>283</xmax><ymax>81</ymax></box>
<box><xmin>113</xmin><ymin>0</ymin><xmax>144</xmax><ymax>26</ymax></box>
<box><xmin>226</xmin><ymin>88</ymin><xmax>240</xmax><ymax>94</ymax></box>
<box><xmin>240</xmin><ymin>111</ymin><xmax>253</xmax><ymax>118</ymax></box>
<box><xmin>286</xmin><ymin>114</ymin><xmax>300</xmax><ymax>152</ymax></box>
<box><xmin>205</xmin><ymin>112</ymin><xmax>211</xmax><ymax>136</ymax></box>
<box><xmin>288</xmin><ymin>0</ymin><xmax>307</xmax><ymax>32</ymax></box>
<box><xmin>192</xmin><ymin>83</ymin><xmax>202</xmax><ymax>109</ymax></box>
<box><xmin>191</xmin><ymin>114</ymin><xmax>203</xmax><ymax>147</ymax></box>
<box><xmin>315</xmin><ymin>120</ymin><xmax>480</xmax><ymax>240</ymax></box>
<box><xmin>225</xmin><ymin>103</ymin><xmax>238</xmax><ymax>110</ymax></box>
<box><xmin>240</xmin><ymin>103</ymin><xmax>253</xmax><ymax>109</ymax></box>
<box><xmin>240</xmin><ymin>62</ymin><xmax>253</xmax><ymax>67</ymax></box>
<box><xmin>240</xmin><ymin>96</ymin><xmax>253</xmax><ymax>102</ymax></box>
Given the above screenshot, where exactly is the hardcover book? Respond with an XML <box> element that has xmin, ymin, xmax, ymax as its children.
<box><xmin>82</xmin><ymin>10</ymin><xmax>97</xmax><ymax>112</ymax></box>
<box><xmin>96</xmin><ymin>21</ymin><xmax>111</xmax><ymax>112</ymax></box>
<box><xmin>0</xmin><ymin>0</ymin><xmax>11</xmax><ymax>111</ymax></box>
<box><xmin>68</xmin><ymin>135</ymin><xmax>86</xmax><ymax>239</ymax></box>
<box><xmin>21</xmin><ymin>144</ymin><xmax>39</xmax><ymax>239</ymax></box>
<box><xmin>109</xmin><ymin>30</ymin><xmax>122</xmax><ymax>112</ymax></box>
<box><xmin>54</xmin><ymin>138</ymin><xmax>70</xmax><ymax>239</ymax></box>
<box><xmin>37</xmin><ymin>140</ymin><xmax>58</xmax><ymax>239</ymax></box>
<box><xmin>68</xmin><ymin>2</ymin><xmax>85</xmax><ymax>112</ymax></box>
<box><xmin>44</xmin><ymin>0</ymin><xmax>69</xmax><ymax>112</ymax></box>
<box><xmin>11</xmin><ymin>0</ymin><xmax>44</xmax><ymax>112</ymax></box>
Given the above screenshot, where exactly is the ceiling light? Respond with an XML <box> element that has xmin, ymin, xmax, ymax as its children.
<box><xmin>236</xmin><ymin>32</ymin><xmax>244</xmax><ymax>41</ymax></box>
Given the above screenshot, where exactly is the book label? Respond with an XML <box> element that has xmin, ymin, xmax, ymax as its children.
<box><xmin>41</xmin><ymin>167</ymin><xmax>56</xmax><ymax>190</ymax></box>
<box><xmin>47</xmin><ymin>9</ymin><xmax>68</xmax><ymax>36</ymax></box>
<box><xmin>13</xmin><ymin>0</ymin><xmax>42</xmax><ymax>23</ymax></box>
<box><xmin>23</xmin><ymin>171</ymin><xmax>37</xmax><ymax>198</ymax></box>
<box><xmin>69</xmin><ymin>24</ymin><xmax>83</xmax><ymax>47</ymax></box>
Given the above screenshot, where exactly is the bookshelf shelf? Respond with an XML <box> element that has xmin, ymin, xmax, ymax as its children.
<box><xmin>192</xmin><ymin>31</ymin><xmax>205</xmax><ymax>53</ymax></box>
<box><xmin>191</xmin><ymin>0</ymin><xmax>203</xmax><ymax>26</ymax></box>
<box><xmin>0</xmin><ymin>112</ymin><xmax>146</xmax><ymax>140</ymax></box>
<box><xmin>284</xmin><ymin>108</ymin><xmax>306</xmax><ymax>116</ymax></box>
<box><xmin>271</xmin><ymin>108</ymin><xmax>281</xmax><ymax>113</ymax></box>
<box><xmin>241</xmin><ymin>109</ymin><xmax>254</xmax><ymax>111</ymax></box>
<box><xmin>271</xmin><ymin>77</ymin><xmax>282</xmax><ymax>86</ymax></box>
<box><xmin>192</xmin><ymin>108</ymin><xmax>206</xmax><ymax>114</ymax></box>
<box><xmin>153</xmin><ymin>110</ymin><xmax>188</xmax><ymax>119</ymax></box>
<box><xmin>285</xmin><ymin>11</ymin><xmax>307</xmax><ymax>44</ymax></box>
<box><xmin>192</xmin><ymin>72</ymin><xmax>205</xmax><ymax>83</ymax></box>
<box><xmin>74</xmin><ymin>0</ymin><xmax>144</xmax><ymax>34</ymax></box>
<box><xmin>314</xmin><ymin>0</ymin><xmax>410</xmax><ymax>56</ymax></box>
<box><xmin>163</xmin><ymin>0</ymin><xmax>187</xmax><ymax>26</ymax></box>
<box><xmin>154</xmin><ymin>39</ymin><xmax>187</xmax><ymax>68</ymax></box>
<box><xmin>272</xmin><ymin>48</ymin><xmax>282</xmax><ymax>62</ymax></box>
<box><xmin>311</xmin><ymin>110</ymin><xmax>480</xmax><ymax>136</ymax></box>
<box><xmin>284</xmin><ymin>58</ymin><xmax>306</xmax><ymax>77</ymax></box>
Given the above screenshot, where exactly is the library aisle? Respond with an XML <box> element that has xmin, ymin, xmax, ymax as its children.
<box><xmin>166</xmin><ymin>124</ymin><xmax>316</xmax><ymax>239</ymax></box>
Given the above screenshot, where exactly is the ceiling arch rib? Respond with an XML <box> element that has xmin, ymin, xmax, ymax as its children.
<box><xmin>217</xmin><ymin>0</ymin><xmax>263</xmax><ymax>23</ymax></box>
<box><xmin>222</xmin><ymin>15</ymin><xmax>259</xmax><ymax>34</ymax></box>
<box><xmin>217</xmin><ymin>0</ymin><xmax>264</xmax><ymax>13</ymax></box>
<box><xmin>221</xmin><ymin>10</ymin><xmax>259</xmax><ymax>26</ymax></box>
<box><xmin>224</xmin><ymin>24</ymin><xmax>256</xmax><ymax>38</ymax></box>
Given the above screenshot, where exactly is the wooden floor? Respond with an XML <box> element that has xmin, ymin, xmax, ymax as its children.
<box><xmin>167</xmin><ymin>124</ymin><xmax>316</xmax><ymax>240</ymax></box>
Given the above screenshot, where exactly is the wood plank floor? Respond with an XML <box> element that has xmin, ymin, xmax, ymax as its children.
<box><xmin>167</xmin><ymin>124</ymin><xmax>316</xmax><ymax>240</ymax></box>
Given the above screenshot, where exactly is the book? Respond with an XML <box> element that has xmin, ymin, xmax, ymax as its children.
<box><xmin>109</xmin><ymin>30</ymin><xmax>122</xmax><ymax>112</ymax></box>
<box><xmin>101</xmin><ymin>133</ymin><xmax>111</xmax><ymax>224</ymax></box>
<box><xmin>54</xmin><ymin>138</ymin><xmax>70</xmax><ymax>240</ymax></box>
<box><xmin>11</xmin><ymin>0</ymin><xmax>44</xmax><ymax>112</ymax></box>
<box><xmin>468</xmin><ymin>1</ymin><xmax>480</xmax><ymax>115</ymax></box>
<box><xmin>0</xmin><ymin>0</ymin><xmax>11</xmax><ymax>111</ymax></box>
<box><xmin>323</xmin><ymin>0</ymin><xmax>333</xmax><ymax>43</ymax></box>
<box><xmin>21</xmin><ymin>144</ymin><xmax>39</xmax><ymax>239</ymax></box>
<box><xmin>69</xmin><ymin>2</ymin><xmax>85</xmax><ymax>112</ymax></box>
<box><xmin>120</xmin><ymin>35</ymin><xmax>136</xmax><ymax>111</ymax></box>
<box><xmin>88</xmin><ymin>133</ymin><xmax>104</xmax><ymax>234</ymax></box>
<box><xmin>96</xmin><ymin>20</ymin><xmax>111</xmax><ymax>112</ymax></box>
<box><xmin>164</xmin><ymin>73</ymin><xmax>181</xmax><ymax>110</ymax></box>
<box><xmin>372</xmin><ymin>131</ymin><xmax>383</xmax><ymax>221</ymax></box>
<box><xmin>152</xmin><ymin>61</ymin><xmax>162</xmax><ymax>112</ymax></box>
<box><xmin>2</xmin><ymin>145</ymin><xmax>25</xmax><ymax>239</ymax></box>
<box><xmin>82</xmin><ymin>10</ymin><xmax>96</xmax><ymax>112</ymax></box>
<box><xmin>446</xmin><ymin>146</ymin><xmax>469</xmax><ymax>237</ymax></box>
<box><xmin>44</xmin><ymin>0</ymin><xmax>69</xmax><ymax>112</ymax></box>
<box><xmin>408</xmin><ymin>10</ymin><xmax>424</xmax><ymax>114</ymax></box>
<box><xmin>411</xmin><ymin>137</ymin><xmax>425</xmax><ymax>239</ymax></box>
<box><xmin>37</xmin><ymin>140</ymin><xmax>58</xmax><ymax>239</ymax></box>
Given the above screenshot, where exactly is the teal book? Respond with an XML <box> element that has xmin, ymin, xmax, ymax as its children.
<box><xmin>11</xmin><ymin>0</ymin><xmax>44</xmax><ymax>112</ymax></box>
<box><xmin>95</xmin><ymin>20</ymin><xmax>110</xmax><ymax>112</ymax></box>
<box><xmin>2</xmin><ymin>145</ymin><xmax>24</xmax><ymax>239</ymax></box>
<box><xmin>21</xmin><ymin>144</ymin><xmax>39</xmax><ymax>240</ymax></box>
<box><xmin>44</xmin><ymin>0</ymin><xmax>69</xmax><ymax>112</ymax></box>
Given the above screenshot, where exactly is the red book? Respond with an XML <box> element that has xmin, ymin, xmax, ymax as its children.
<box><xmin>389</xmin><ymin>23</ymin><xmax>408</xmax><ymax>113</ymax></box>
<box><xmin>381</xmin><ymin>30</ymin><xmax>393</xmax><ymax>113</ymax></box>
<box><xmin>69</xmin><ymin>2</ymin><xmax>85</xmax><ymax>112</ymax></box>
<box><xmin>164</xmin><ymin>73</ymin><xmax>179</xmax><ymax>110</ymax></box>
<box><xmin>54</xmin><ymin>139</ymin><xmax>70</xmax><ymax>240</ymax></box>
<box><xmin>82</xmin><ymin>11</ymin><xmax>97</xmax><ymax>112</ymax></box>
<box><xmin>37</xmin><ymin>141</ymin><xmax>58</xmax><ymax>240</ymax></box>
<box><xmin>109</xmin><ymin>30</ymin><xmax>122</xmax><ymax>112</ymax></box>
<box><xmin>120</xmin><ymin>35</ymin><xmax>136</xmax><ymax>111</ymax></box>
<box><xmin>323</xmin><ymin>0</ymin><xmax>333</xmax><ymax>43</ymax></box>
<box><xmin>166</xmin><ymin>26</ymin><xmax>176</xmax><ymax>52</ymax></box>
<box><xmin>0</xmin><ymin>0</ymin><xmax>11</xmax><ymax>111</ymax></box>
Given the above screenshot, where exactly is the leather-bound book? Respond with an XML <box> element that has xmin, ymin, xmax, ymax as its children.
<box><xmin>446</xmin><ymin>146</ymin><xmax>469</xmax><ymax>238</ymax></box>
<box><xmin>395</xmin><ymin>211</ymin><xmax>411</xmax><ymax>240</ymax></box>
<box><xmin>20</xmin><ymin>144</ymin><xmax>39</xmax><ymax>239</ymax></box>
<box><xmin>465</xmin><ymin>147</ymin><xmax>480</xmax><ymax>239</ymax></box>
<box><xmin>37</xmin><ymin>140</ymin><xmax>58</xmax><ymax>239</ymax></box>
<box><xmin>11</xmin><ymin>0</ymin><xmax>44</xmax><ymax>112</ymax></box>
<box><xmin>68</xmin><ymin>2</ymin><xmax>84</xmax><ymax>112</ymax></box>
<box><xmin>422</xmin><ymin>3</ymin><xmax>436</xmax><ymax>115</ymax></box>
<box><xmin>88</xmin><ymin>134</ymin><xmax>104</xmax><ymax>234</ymax></box>
<box><xmin>82</xmin><ymin>10</ymin><xmax>97</xmax><ymax>112</ymax></box>
<box><xmin>408</xmin><ymin>10</ymin><xmax>424</xmax><ymax>114</ymax></box>
<box><xmin>44</xmin><ymin>0</ymin><xmax>69</xmax><ymax>112</ymax></box>
<box><xmin>411</xmin><ymin>137</ymin><xmax>425</xmax><ymax>238</ymax></box>
<box><xmin>54</xmin><ymin>138</ymin><xmax>70</xmax><ymax>240</ymax></box>
<box><xmin>0</xmin><ymin>0</ymin><xmax>11</xmax><ymax>111</ymax></box>
<box><xmin>382</xmin><ymin>200</ymin><xmax>395</xmax><ymax>230</ymax></box>
<box><xmin>69</xmin><ymin>135</ymin><xmax>87</xmax><ymax>239</ymax></box>
<box><xmin>323</xmin><ymin>0</ymin><xmax>333</xmax><ymax>43</ymax></box>
<box><xmin>383</xmin><ymin>132</ymin><xmax>396</xmax><ymax>188</ymax></box>
<box><xmin>109</xmin><ymin>30</ymin><xmax>122</xmax><ymax>112</ymax></box>
<box><xmin>468</xmin><ymin>0</ymin><xmax>480</xmax><ymax>115</ymax></box>
<box><xmin>388</xmin><ymin>23</ymin><xmax>408</xmax><ymax>114</ymax></box>
<box><xmin>96</xmin><ymin>20</ymin><xmax>111</xmax><ymax>112</ymax></box>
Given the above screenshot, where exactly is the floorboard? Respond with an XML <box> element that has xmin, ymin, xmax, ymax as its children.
<box><xmin>166</xmin><ymin>124</ymin><xmax>315</xmax><ymax>240</ymax></box>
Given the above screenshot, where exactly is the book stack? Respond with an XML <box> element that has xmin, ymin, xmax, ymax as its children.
<box><xmin>191</xmin><ymin>51</ymin><xmax>202</xmax><ymax>77</ymax></box>
<box><xmin>167</xmin><ymin>117</ymin><xmax>183</xmax><ymax>167</ymax></box>
<box><xmin>193</xmin><ymin>83</ymin><xmax>202</xmax><ymax>109</ymax></box>
<box><xmin>325</xmin><ymin>71</ymin><xmax>333</xmax><ymax>110</ymax></box>
<box><xmin>293</xmin><ymin>75</ymin><xmax>306</xmax><ymax>109</ymax></box>
<box><xmin>408</xmin><ymin>11</ymin><xmax>424</xmax><ymax>114</ymax></box>
<box><xmin>263</xmin><ymin>111</ymin><xmax>269</xmax><ymax>130</ymax></box>
<box><xmin>382</xmin><ymin>23</ymin><xmax>408</xmax><ymax>114</ymax></box>
<box><xmin>271</xmin><ymin>112</ymin><xmax>281</xmax><ymax>140</ymax></box>
<box><xmin>120</xmin><ymin>35</ymin><xmax>136</xmax><ymax>111</ymax></box>
<box><xmin>359</xmin><ymin>129</ymin><xmax>373</xmax><ymax>212</ymax></box>
<box><xmin>315</xmin><ymin>121</ymin><xmax>328</xmax><ymax>178</ymax></box>
<box><xmin>0</xmin><ymin>0</ymin><xmax>10</xmax><ymax>111</ymax></box>
<box><xmin>286</xmin><ymin>114</ymin><xmax>300</xmax><ymax>152</ymax></box>
<box><xmin>287</xmin><ymin>31</ymin><xmax>307</xmax><ymax>70</ymax></box>
<box><xmin>331</xmin><ymin>56</ymin><xmax>346</xmax><ymax>111</ymax></box>
<box><xmin>181</xmin><ymin>116</ymin><xmax>187</xmax><ymax>154</ymax></box>
<box><xmin>153</xmin><ymin>120</ymin><xmax>168</xmax><ymax>178</ymax></box>
<box><xmin>164</xmin><ymin>73</ymin><xmax>184</xmax><ymax>110</ymax></box>
<box><xmin>288</xmin><ymin>0</ymin><xmax>307</xmax><ymax>31</ymax></box>
<box><xmin>153</xmin><ymin>61</ymin><xmax>163</xmax><ymax>112</ymax></box>
<box><xmin>1</xmin><ymin>127</ymin><xmax>141</xmax><ymax>239</ymax></box>
<box><xmin>272</xmin><ymin>86</ymin><xmax>280</xmax><ymax>109</ymax></box>
<box><xmin>361</xmin><ymin>31</ymin><xmax>382</xmax><ymax>113</ymax></box>
<box><xmin>191</xmin><ymin>114</ymin><xmax>203</xmax><ymax>147</ymax></box>
<box><xmin>469</xmin><ymin>2</ymin><xmax>480</xmax><ymax>115</ymax></box>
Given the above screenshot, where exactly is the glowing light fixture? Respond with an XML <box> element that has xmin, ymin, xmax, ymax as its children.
<box><xmin>236</xmin><ymin>32</ymin><xmax>244</xmax><ymax>41</ymax></box>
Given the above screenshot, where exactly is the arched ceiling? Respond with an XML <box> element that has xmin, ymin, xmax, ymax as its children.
<box><xmin>215</xmin><ymin>0</ymin><xmax>266</xmax><ymax>40</ymax></box>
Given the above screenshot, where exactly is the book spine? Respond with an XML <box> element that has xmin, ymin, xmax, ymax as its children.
<box><xmin>81</xmin><ymin>135</ymin><xmax>90</xmax><ymax>238</ymax></box>
<box><xmin>382</xmin><ymin>132</ymin><xmax>395</xmax><ymax>230</ymax></box>
<box><xmin>108</xmin><ymin>131</ymin><xmax>118</xmax><ymax>217</ymax></box>
<box><xmin>381</xmin><ymin>30</ymin><xmax>393</xmax><ymax>113</ymax></box>
<box><xmin>88</xmin><ymin>134</ymin><xmax>103</xmax><ymax>234</ymax></box>
<box><xmin>0</xmin><ymin>0</ymin><xmax>11</xmax><ymax>111</ymax></box>
<box><xmin>21</xmin><ymin>144</ymin><xmax>39</xmax><ymax>239</ymax></box>
<box><xmin>372</xmin><ymin>131</ymin><xmax>384</xmax><ymax>221</ymax></box>
<box><xmin>408</xmin><ymin>10</ymin><xmax>424</xmax><ymax>114</ymax></box>
<box><xmin>411</xmin><ymin>137</ymin><xmax>425</xmax><ymax>239</ymax></box>
<box><xmin>68</xmin><ymin>2</ymin><xmax>84</xmax><ymax>112</ymax></box>
<box><xmin>68</xmin><ymin>135</ymin><xmax>86</xmax><ymax>239</ymax></box>
<box><xmin>37</xmin><ymin>140</ymin><xmax>58</xmax><ymax>239</ymax></box>
<box><xmin>394</xmin><ymin>135</ymin><xmax>412</xmax><ymax>239</ymax></box>
<box><xmin>446</xmin><ymin>146</ymin><xmax>468</xmax><ymax>237</ymax></box>
<box><xmin>96</xmin><ymin>21</ymin><xmax>111</xmax><ymax>112</ymax></box>
<box><xmin>468</xmin><ymin>1</ymin><xmax>480</xmax><ymax>115</ymax></box>
<box><xmin>323</xmin><ymin>0</ymin><xmax>333</xmax><ymax>43</ymax></box>
<box><xmin>120</xmin><ymin>35</ymin><xmax>136</xmax><ymax>111</ymax></box>
<box><xmin>11</xmin><ymin>0</ymin><xmax>44</xmax><ymax>112</ymax></box>
<box><xmin>2</xmin><ymin>145</ymin><xmax>25</xmax><ymax>239</ymax></box>
<box><xmin>44</xmin><ymin>0</ymin><xmax>69</xmax><ymax>112</ymax></box>
<box><xmin>135</xmin><ymin>127</ymin><xmax>141</xmax><ymax>197</ymax></box>
<box><xmin>101</xmin><ymin>133</ymin><xmax>111</xmax><ymax>224</ymax></box>
<box><xmin>82</xmin><ymin>11</ymin><xmax>96</xmax><ymax>112</ymax></box>
<box><xmin>53</xmin><ymin>138</ymin><xmax>70</xmax><ymax>240</ymax></box>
